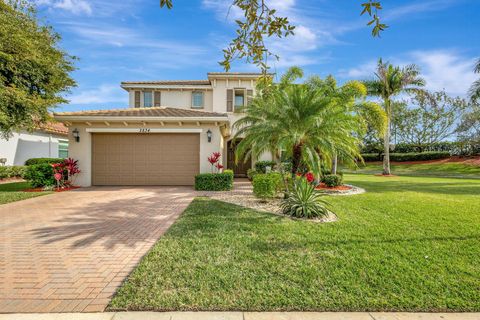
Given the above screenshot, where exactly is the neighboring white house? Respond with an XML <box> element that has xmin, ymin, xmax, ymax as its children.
<box><xmin>0</xmin><ymin>123</ymin><xmax>69</xmax><ymax>166</ymax></box>
<box><xmin>54</xmin><ymin>72</ymin><xmax>272</xmax><ymax>187</ymax></box>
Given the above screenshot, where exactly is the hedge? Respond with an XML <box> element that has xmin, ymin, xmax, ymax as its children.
<box><xmin>363</xmin><ymin>141</ymin><xmax>480</xmax><ymax>156</ymax></box>
<box><xmin>25</xmin><ymin>158</ymin><xmax>64</xmax><ymax>166</ymax></box>
<box><xmin>255</xmin><ymin>160</ymin><xmax>276</xmax><ymax>173</ymax></box>
<box><xmin>0</xmin><ymin>166</ymin><xmax>27</xmax><ymax>179</ymax></box>
<box><xmin>361</xmin><ymin>151</ymin><xmax>450</xmax><ymax>162</ymax></box>
<box><xmin>24</xmin><ymin>164</ymin><xmax>55</xmax><ymax>188</ymax></box>
<box><xmin>253</xmin><ymin>173</ymin><xmax>283</xmax><ymax>200</ymax></box>
<box><xmin>195</xmin><ymin>172</ymin><xmax>233</xmax><ymax>191</ymax></box>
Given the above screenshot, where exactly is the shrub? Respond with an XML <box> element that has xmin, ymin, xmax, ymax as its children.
<box><xmin>247</xmin><ymin>168</ymin><xmax>258</xmax><ymax>181</ymax></box>
<box><xmin>390</xmin><ymin>151</ymin><xmax>450</xmax><ymax>162</ymax></box>
<box><xmin>361</xmin><ymin>151</ymin><xmax>450</xmax><ymax>162</ymax></box>
<box><xmin>25</xmin><ymin>158</ymin><xmax>63</xmax><ymax>166</ymax></box>
<box><xmin>323</xmin><ymin>174</ymin><xmax>343</xmax><ymax>187</ymax></box>
<box><xmin>24</xmin><ymin>164</ymin><xmax>55</xmax><ymax>188</ymax></box>
<box><xmin>255</xmin><ymin>160</ymin><xmax>276</xmax><ymax>173</ymax></box>
<box><xmin>253</xmin><ymin>173</ymin><xmax>278</xmax><ymax>200</ymax></box>
<box><xmin>0</xmin><ymin>166</ymin><xmax>27</xmax><ymax>179</ymax></box>
<box><xmin>281</xmin><ymin>177</ymin><xmax>330</xmax><ymax>219</ymax></box>
<box><xmin>195</xmin><ymin>172</ymin><xmax>233</xmax><ymax>191</ymax></box>
<box><xmin>361</xmin><ymin>153</ymin><xmax>382</xmax><ymax>162</ymax></box>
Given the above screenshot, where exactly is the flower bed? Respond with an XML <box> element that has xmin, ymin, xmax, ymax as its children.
<box><xmin>23</xmin><ymin>186</ymin><xmax>81</xmax><ymax>193</ymax></box>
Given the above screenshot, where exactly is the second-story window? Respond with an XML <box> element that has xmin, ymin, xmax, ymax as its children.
<box><xmin>234</xmin><ymin>89</ymin><xmax>245</xmax><ymax>111</ymax></box>
<box><xmin>143</xmin><ymin>91</ymin><xmax>153</xmax><ymax>108</ymax></box>
<box><xmin>192</xmin><ymin>92</ymin><xmax>204</xmax><ymax>109</ymax></box>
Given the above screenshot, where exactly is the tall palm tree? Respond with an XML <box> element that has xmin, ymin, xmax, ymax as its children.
<box><xmin>365</xmin><ymin>59</ymin><xmax>425</xmax><ymax>175</ymax></box>
<box><xmin>469</xmin><ymin>59</ymin><xmax>480</xmax><ymax>103</ymax></box>
<box><xmin>233</xmin><ymin>68</ymin><xmax>386</xmax><ymax>177</ymax></box>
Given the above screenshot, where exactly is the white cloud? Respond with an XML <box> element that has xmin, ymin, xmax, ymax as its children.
<box><xmin>36</xmin><ymin>0</ymin><xmax>92</xmax><ymax>15</ymax></box>
<box><xmin>385</xmin><ymin>0</ymin><xmax>458</xmax><ymax>21</ymax></box>
<box><xmin>340</xmin><ymin>50</ymin><xmax>477</xmax><ymax>97</ymax></box>
<box><xmin>68</xmin><ymin>84</ymin><xmax>125</xmax><ymax>105</ymax></box>
<box><xmin>410</xmin><ymin>50</ymin><xmax>477</xmax><ymax>96</ymax></box>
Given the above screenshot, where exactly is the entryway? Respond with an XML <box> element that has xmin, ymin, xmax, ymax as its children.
<box><xmin>226</xmin><ymin>139</ymin><xmax>252</xmax><ymax>177</ymax></box>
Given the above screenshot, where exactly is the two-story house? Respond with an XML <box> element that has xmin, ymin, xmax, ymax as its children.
<box><xmin>54</xmin><ymin>72</ymin><xmax>272</xmax><ymax>187</ymax></box>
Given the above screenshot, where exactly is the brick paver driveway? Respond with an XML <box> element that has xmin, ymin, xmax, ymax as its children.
<box><xmin>0</xmin><ymin>186</ymin><xmax>196</xmax><ymax>313</ymax></box>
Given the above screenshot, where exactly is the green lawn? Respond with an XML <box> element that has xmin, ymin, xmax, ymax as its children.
<box><xmin>0</xmin><ymin>182</ymin><xmax>51</xmax><ymax>205</ymax></box>
<box><xmin>345</xmin><ymin>162</ymin><xmax>480</xmax><ymax>179</ymax></box>
<box><xmin>110</xmin><ymin>174</ymin><xmax>480</xmax><ymax>312</ymax></box>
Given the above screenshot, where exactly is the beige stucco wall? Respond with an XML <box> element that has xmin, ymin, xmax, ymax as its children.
<box><xmin>128</xmin><ymin>90</ymin><xmax>213</xmax><ymax>111</ymax></box>
<box><xmin>67</xmin><ymin>122</ymin><xmax>225</xmax><ymax>187</ymax></box>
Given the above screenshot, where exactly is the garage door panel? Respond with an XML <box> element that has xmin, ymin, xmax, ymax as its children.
<box><xmin>92</xmin><ymin>133</ymin><xmax>199</xmax><ymax>186</ymax></box>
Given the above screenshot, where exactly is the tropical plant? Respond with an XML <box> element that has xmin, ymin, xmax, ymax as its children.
<box><xmin>233</xmin><ymin>67</ymin><xmax>386</xmax><ymax>180</ymax></box>
<box><xmin>281</xmin><ymin>177</ymin><xmax>329</xmax><ymax>219</ymax></box>
<box><xmin>364</xmin><ymin>59</ymin><xmax>425</xmax><ymax>175</ymax></box>
<box><xmin>207</xmin><ymin>152</ymin><xmax>222</xmax><ymax>173</ymax></box>
<box><xmin>469</xmin><ymin>59</ymin><xmax>480</xmax><ymax>103</ymax></box>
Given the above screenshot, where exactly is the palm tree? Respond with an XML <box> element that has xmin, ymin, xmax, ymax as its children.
<box><xmin>469</xmin><ymin>59</ymin><xmax>480</xmax><ymax>103</ymax></box>
<box><xmin>365</xmin><ymin>59</ymin><xmax>425</xmax><ymax>175</ymax></box>
<box><xmin>233</xmin><ymin>67</ymin><xmax>386</xmax><ymax>177</ymax></box>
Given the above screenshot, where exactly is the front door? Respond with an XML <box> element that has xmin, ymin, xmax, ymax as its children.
<box><xmin>227</xmin><ymin>139</ymin><xmax>251</xmax><ymax>177</ymax></box>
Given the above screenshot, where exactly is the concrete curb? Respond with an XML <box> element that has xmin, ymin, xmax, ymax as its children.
<box><xmin>1</xmin><ymin>312</ymin><xmax>480</xmax><ymax>320</ymax></box>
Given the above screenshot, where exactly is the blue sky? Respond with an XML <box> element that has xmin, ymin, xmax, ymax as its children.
<box><xmin>34</xmin><ymin>0</ymin><xmax>480</xmax><ymax>112</ymax></box>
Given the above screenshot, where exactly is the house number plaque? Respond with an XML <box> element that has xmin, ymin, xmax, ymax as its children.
<box><xmin>139</xmin><ymin>128</ymin><xmax>151</xmax><ymax>133</ymax></box>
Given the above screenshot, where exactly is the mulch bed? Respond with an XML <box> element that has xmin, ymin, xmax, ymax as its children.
<box><xmin>23</xmin><ymin>186</ymin><xmax>81</xmax><ymax>193</ymax></box>
<box><xmin>367</xmin><ymin>155</ymin><xmax>480</xmax><ymax>166</ymax></box>
<box><xmin>315</xmin><ymin>183</ymin><xmax>352</xmax><ymax>191</ymax></box>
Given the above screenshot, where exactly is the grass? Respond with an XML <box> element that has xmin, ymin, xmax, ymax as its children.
<box><xmin>0</xmin><ymin>181</ymin><xmax>51</xmax><ymax>205</ymax></box>
<box><xmin>345</xmin><ymin>162</ymin><xmax>480</xmax><ymax>179</ymax></box>
<box><xmin>110</xmin><ymin>174</ymin><xmax>480</xmax><ymax>312</ymax></box>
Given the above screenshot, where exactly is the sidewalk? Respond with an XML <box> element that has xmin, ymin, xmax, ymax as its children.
<box><xmin>1</xmin><ymin>312</ymin><xmax>480</xmax><ymax>320</ymax></box>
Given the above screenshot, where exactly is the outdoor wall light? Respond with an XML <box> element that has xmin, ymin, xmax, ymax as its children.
<box><xmin>206</xmin><ymin>129</ymin><xmax>212</xmax><ymax>143</ymax></box>
<box><xmin>72</xmin><ymin>128</ymin><xmax>80</xmax><ymax>143</ymax></box>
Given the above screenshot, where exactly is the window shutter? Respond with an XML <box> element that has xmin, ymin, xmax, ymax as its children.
<box><xmin>246</xmin><ymin>89</ymin><xmax>253</xmax><ymax>106</ymax></box>
<box><xmin>226</xmin><ymin>89</ymin><xmax>233</xmax><ymax>112</ymax></box>
<box><xmin>134</xmin><ymin>91</ymin><xmax>141</xmax><ymax>108</ymax></box>
<box><xmin>154</xmin><ymin>91</ymin><xmax>161</xmax><ymax>107</ymax></box>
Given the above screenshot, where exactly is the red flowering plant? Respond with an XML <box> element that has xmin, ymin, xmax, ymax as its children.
<box><xmin>50</xmin><ymin>158</ymin><xmax>81</xmax><ymax>190</ymax></box>
<box><xmin>51</xmin><ymin>162</ymin><xmax>66</xmax><ymax>189</ymax></box>
<box><xmin>63</xmin><ymin>158</ymin><xmax>81</xmax><ymax>186</ymax></box>
<box><xmin>207</xmin><ymin>152</ymin><xmax>222</xmax><ymax>173</ymax></box>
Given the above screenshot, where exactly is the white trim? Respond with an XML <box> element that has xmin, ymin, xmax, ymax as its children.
<box><xmin>121</xmin><ymin>84</ymin><xmax>212</xmax><ymax>90</ymax></box>
<box><xmin>55</xmin><ymin>116</ymin><xmax>228</xmax><ymax>122</ymax></box>
<box><xmin>85</xmin><ymin>128</ymin><xmax>203</xmax><ymax>133</ymax></box>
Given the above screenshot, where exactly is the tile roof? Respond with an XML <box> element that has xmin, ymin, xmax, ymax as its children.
<box><xmin>121</xmin><ymin>80</ymin><xmax>211</xmax><ymax>86</ymax></box>
<box><xmin>54</xmin><ymin>107</ymin><xmax>228</xmax><ymax>118</ymax></box>
<box><xmin>38</xmin><ymin>122</ymin><xmax>68</xmax><ymax>135</ymax></box>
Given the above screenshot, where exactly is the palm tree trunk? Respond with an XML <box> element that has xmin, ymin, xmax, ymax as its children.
<box><xmin>292</xmin><ymin>143</ymin><xmax>303</xmax><ymax>175</ymax></box>
<box><xmin>383</xmin><ymin>99</ymin><xmax>392</xmax><ymax>175</ymax></box>
<box><xmin>332</xmin><ymin>153</ymin><xmax>338</xmax><ymax>175</ymax></box>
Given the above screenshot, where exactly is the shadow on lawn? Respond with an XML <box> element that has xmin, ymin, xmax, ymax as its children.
<box><xmin>30</xmin><ymin>186</ymin><xmax>194</xmax><ymax>249</ymax></box>
<box><xmin>248</xmin><ymin>234</ymin><xmax>480</xmax><ymax>253</ymax></box>
<box><xmin>353</xmin><ymin>180</ymin><xmax>480</xmax><ymax>196</ymax></box>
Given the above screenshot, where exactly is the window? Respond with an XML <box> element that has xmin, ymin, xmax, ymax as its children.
<box><xmin>143</xmin><ymin>91</ymin><xmax>153</xmax><ymax>107</ymax></box>
<box><xmin>58</xmin><ymin>140</ymin><xmax>68</xmax><ymax>158</ymax></box>
<box><xmin>234</xmin><ymin>90</ymin><xmax>245</xmax><ymax>111</ymax></box>
<box><xmin>192</xmin><ymin>92</ymin><xmax>204</xmax><ymax>109</ymax></box>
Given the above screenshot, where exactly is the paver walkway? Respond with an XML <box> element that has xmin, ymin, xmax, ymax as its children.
<box><xmin>0</xmin><ymin>187</ymin><xmax>196</xmax><ymax>313</ymax></box>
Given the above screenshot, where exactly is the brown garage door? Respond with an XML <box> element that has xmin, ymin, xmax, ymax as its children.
<box><xmin>92</xmin><ymin>133</ymin><xmax>200</xmax><ymax>186</ymax></box>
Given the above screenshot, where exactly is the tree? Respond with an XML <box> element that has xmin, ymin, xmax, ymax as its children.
<box><xmin>469</xmin><ymin>59</ymin><xmax>480</xmax><ymax>103</ymax></box>
<box><xmin>159</xmin><ymin>1</ymin><xmax>387</xmax><ymax>72</ymax></box>
<box><xmin>233</xmin><ymin>67</ymin><xmax>386</xmax><ymax>178</ymax></box>
<box><xmin>392</xmin><ymin>91</ymin><xmax>467</xmax><ymax>146</ymax></box>
<box><xmin>0</xmin><ymin>0</ymin><xmax>76</xmax><ymax>138</ymax></box>
<box><xmin>365</xmin><ymin>59</ymin><xmax>425</xmax><ymax>175</ymax></box>
<box><xmin>456</xmin><ymin>102</ymin><xmax>480</xmax><ymax>144</ymax></box>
